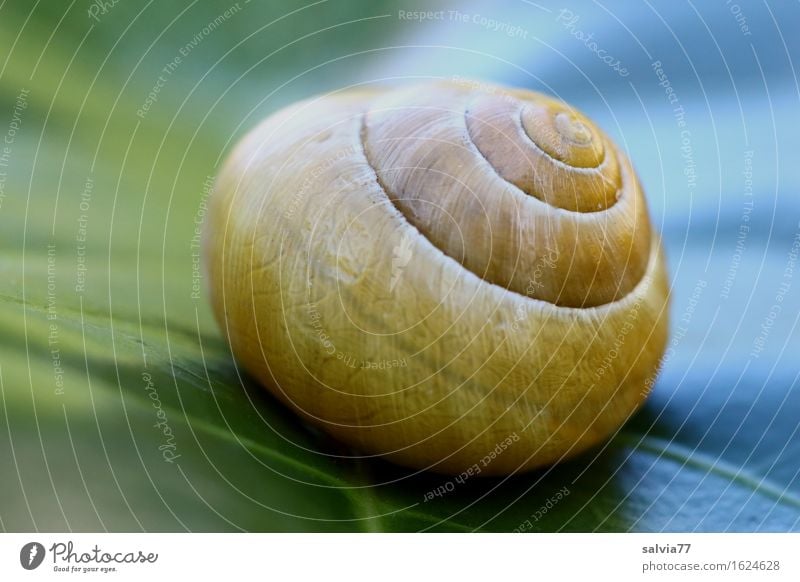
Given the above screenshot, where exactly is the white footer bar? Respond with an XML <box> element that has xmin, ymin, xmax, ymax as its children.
<box><xmin>1</xmin><ymin>533</ymin><xmax>796</xmax><ymax>580</ymax></box>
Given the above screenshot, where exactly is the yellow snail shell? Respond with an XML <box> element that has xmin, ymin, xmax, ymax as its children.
<box><xmin>204</xmin><ymin>80</ymin><xmax>670</xmax><ymax>476</ymax></box>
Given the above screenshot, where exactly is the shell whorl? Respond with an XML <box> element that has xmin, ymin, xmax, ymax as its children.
<box><xmin>362</xmin><ymin>83</ymin><xmax>651</xmax><ymax>307</ymax></box>
<box><xmin>205</xmin><ymin>80</ymin><xmax>670</xmax><ymax>475</ymax></box>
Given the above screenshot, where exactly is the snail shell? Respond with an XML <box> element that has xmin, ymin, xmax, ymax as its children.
<box><xmin>205</xmin><ymin>80</ymin><xmax>670</xmax><ymax>476</ymax></box>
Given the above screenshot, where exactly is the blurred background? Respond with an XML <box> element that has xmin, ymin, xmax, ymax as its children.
<box><xmin>0</xmin><ymin>0</ymin><xmax>798</xmax><ymax>531</ymax></box>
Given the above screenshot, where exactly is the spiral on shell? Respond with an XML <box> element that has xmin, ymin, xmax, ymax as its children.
<box><xmin>205</xmin><ymin>80</ymin><xmax>669</xmax><ymax>476</ymax></box>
